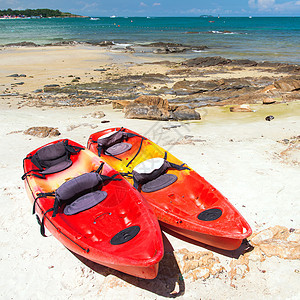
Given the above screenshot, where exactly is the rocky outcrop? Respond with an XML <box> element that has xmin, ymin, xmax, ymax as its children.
<box><xmin>124</xmin><ymin>95</ymin><xmax>200</xmax><ymax>121</ymax></box>
<box><xmin>23</xmin><ymin>126</ymin><xmax>61</xmax><ymax>138</ymax></box>
<box><xmin>2</xmin><ymin>41</ymin><xmax>38</xmax><ymax>47</ymax></box>
<box><xmin>124</xmin><ymin>96</ymin><xmax>170</xmax><ymax>120</ymax></box>
<box><xmin>182</xmin><ymin>56</ymin><xmax>232</xmax><ymax>67</ymax></box>
<box><xmin>172</xmin><ymin>80</ymin><xmax>219</xmax><ymax>95</ymax></box>
<box><xmin>172</xmin><ymin>78</ymin><xmax>252</xmax><ymax>96</ymax></box>
<box><xmin>273</xmin><ymin>76</ymin><xmax>300</xmax><ymax>92</ymax></box>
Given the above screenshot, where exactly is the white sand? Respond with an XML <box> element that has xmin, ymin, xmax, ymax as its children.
<box><xmin>0</xmin><ymin>46</ymin><xmax>299</xmax><ymax>299</ymax></box>
<box><xmin>0</xmin><ymin>103</ymin><xmax>299</xmax><ymax>299</ymax></box>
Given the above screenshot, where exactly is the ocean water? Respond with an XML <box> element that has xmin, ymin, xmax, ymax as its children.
<box><xmin>0</xmin><ymin>17</ymin><xmax>299</xmax><ymax>63</ymax></box>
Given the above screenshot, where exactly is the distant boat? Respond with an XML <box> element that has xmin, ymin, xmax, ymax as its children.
<box><xmin>209</xmin><ymin>21</ymin><xmax>215</xmax><ymax>23</ymax></box>
<box><xmin>110</xmin><ymin>15</ymin><xmax>116</xmax><ymax>18</ymax></box>
<box><xmin>249</xmin><ymin>16</ymin><xmax>252</xmax><ymax>18</ymax></box>
<box><xmin>90</xmin><ymin>17</ymin><xmax>99</xmax><ymax>20</ymax></box>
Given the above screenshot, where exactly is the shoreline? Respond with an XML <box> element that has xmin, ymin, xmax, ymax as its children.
<box><xmin>0</xmin><ymin>45</ymin><xmax>299</xmax><ymax>299</ymax></box>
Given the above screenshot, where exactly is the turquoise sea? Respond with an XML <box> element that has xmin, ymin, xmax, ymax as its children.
<box><xmin>0</xmin><ymin>17</ymin><xmax>299</xmax><ymax>63</ymax></box>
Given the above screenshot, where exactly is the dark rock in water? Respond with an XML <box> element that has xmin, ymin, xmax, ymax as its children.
<box><xmin>44</xmin><ymin>41</ymin><xmax>78</xmax><ymax>46</ymax></box>
<box><xmin>3</xmin><ymin>41</ymin><xmax>39</xmax><ymax>47</ymax></box>
<box><xmin>153</xmin><ymin>47</ymin><xmax>189</xmax><ymax>54</ymax></box>
<box><xmin>24</xmin><ymin>126</ymin><xmax>61</xmax><ymax>138</ymax></box>
<box><xmin>182</xmin><ymin>56</ymin><xmax>232</xmax><ymax>67</ymax></box>
<box><xmin>265</xmin><ymin>115</ymin><xmax>275</xmax><ymax>121</ymax></box>
<box><xmin>33</xmin><ymin>89</ymin><xmax>43</xmax><ymax>93</ymax></box>
<box><xmin>14</xmin><ymin>82</ymin><xmax>25</xmax><ymax>85</ymax></box>
<box><xmin>141</xmin><ymin>42</ymin><xmax>186</xmax><ymax>48</ymax></box>
<box><xmin>98</xmin><ymin>41</ymin><xmax>114</xmax><ymax>46</ymax></box>
<box><xmin>94</xmin><ymin>68</ymin><xmax>107</xmax><ymax>72</ymax></box>
<box><xmin>7</xmin><ymin>74</ymin><xmax>26</xmax><ymax>78</ymax></box>
<box><xmin>170</xmin><ymin>106</ymin><xmax>201</xmax><ymax>120</ymax></box>
<box><xmin>230</xmin><ymin>59</ymin><xmax>258</xmax><ymax>66</ymax></box>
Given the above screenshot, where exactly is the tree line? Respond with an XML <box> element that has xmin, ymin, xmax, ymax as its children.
<box><xmin>0</xmin><ymin>8</ymin><xmax>74</xmax><ymax>17</ymax></box>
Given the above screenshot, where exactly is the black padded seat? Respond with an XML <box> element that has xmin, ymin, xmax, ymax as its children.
<box><xmin>32</xmin><ymin>142</ymin><xmax>73</xmax><ymax>174</ymax></box>
<box><xmin>141</xmin><ymin>173</ymin><xmax>177</xmax><ymax>193</ymax></box>
<box><xmin>105</xmin><ymin>142</ymin><xmax>132</xmax><ymax>156</ymax></box>
<box><xmin>64</xmin><ymin>190</ymin><xmax>107</xmax><ymax>215</ymax></box>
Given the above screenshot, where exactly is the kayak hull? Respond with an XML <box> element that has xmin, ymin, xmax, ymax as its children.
<box><xmin>23</xmin><ymin>139</ymin><xmax>164</xmax><ymax>279</ymax></box>
<box><xmin>88</xmin><ymin>128</ymin><xmax>252</xmax><ymax>250</ymax></box>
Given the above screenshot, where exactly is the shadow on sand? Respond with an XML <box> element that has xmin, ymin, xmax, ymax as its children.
<box><xmin>72</xmin><ymin>232</ymin><xmax>185</xmax><ymax>298</ymax></box>
<box><xmin>162</xmin><ymin>227</ymin><xmax>254</xmax><ymax>259</ymax></box>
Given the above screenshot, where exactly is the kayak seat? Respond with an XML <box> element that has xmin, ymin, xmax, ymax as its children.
<box><xmin>97</xmin><ymin>131</ymin><xmax>134</xmax><ymax>156</ymax></box>
<box><xmin>105</xmin><ymin>142</ymin><xmax>132</xmax><ymax>156</ymax></box>
<box><xmin>141</xmin><ymin>174</ymin><xmax>177</xmax><ymax>193</ymax></box>
<box><xmin>31</xmin><ymin>142</ymin><xmax>72</xmax><ymax>175</ymax></box>
<box><xmin>132</xmin><ymin>158</ymin><xmax>178</xmax><ymax>192</ymax></box>
<box><xmin>55</xmin><ymin>172</ymin><xmax>107</xmax><ymax>215</ymax></box>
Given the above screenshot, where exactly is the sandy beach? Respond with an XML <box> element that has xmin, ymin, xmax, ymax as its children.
<box><xmin>0</xmin><ymin>45</ymin><xmax>299</xmax><ymax>299</ymax></box>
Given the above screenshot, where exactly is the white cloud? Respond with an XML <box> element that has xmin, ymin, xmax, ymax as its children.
<box><xmin>140</xmin><ymin>2</ymin><xmax>147</xmax><ymax>7</ymax></box>
<box><xmin>249</xmin><ymin>0</ymin><xmax>300</xmax><ymax>12</ymax></box>
<box><xmin>248</xmin><ymin>0</ymin><xmax>256</xmax><ymax>8</ymax></box>
<box><xmin>153</xmin><ymin>2</ymin><xmax>161</xmax><ymax>6</ymax></box>
<box><xmin>78</xmin><ymin>2</ymin><xmax>99</xmax><ymax>12</ymax></box>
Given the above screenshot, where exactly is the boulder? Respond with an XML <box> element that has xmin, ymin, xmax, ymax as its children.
<box><xmin>125</xmin><ymin>104</ymin><xmax>170</xmax><ymax>121</ymax></box>
<box><xmin>230</xmin><ymin>104</ymin><xmax>253</xmax><ymax>112</ymax></box>
<box><xmin>133</xmin><ymin>95</ymin><xmax>169</xmax><ymax>110</ymax></box>
<box><xmin>153</xmin><ymin>47</ymin><xmax>188</xmax><ymax>54</ymax></box>
<box><xmin>24</xmin><ymin>127</ymin><xmax>61</xmax><ymax>138</ymax></box>
<box><xmin>91</xmin><ymin>111</ymin><xmax>105</xmax><ymax>119</ymax></box>
<box><xmin>170</xmin><ymin>106</ymin><xmax>201</xmax><ymax>120</ymax></box>
<box><xmin>263</xmin><ymin>97</ymin><xmax>277</xmax><ymax>104</ymax></box>
<box><xmin>124</xmin><ymin>96</ymin><xmax>200</xmax><ymax>121</ymax></box>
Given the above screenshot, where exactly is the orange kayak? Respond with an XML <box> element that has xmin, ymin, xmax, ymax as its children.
<box><xmin>22</xmin><ymin>139</ymin><xmax>163</xmax><ymax>279</ymax></box>
<box><xmin>88</xmin><ymin>128</ymin><xmax>252</xmax><ymax>250</ymax></box>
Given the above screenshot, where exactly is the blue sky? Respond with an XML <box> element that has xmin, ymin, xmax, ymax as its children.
<box><xmin>1</xmin><ymin>0</ymin><xmax>300</xmax><ymax>16</ymax></box>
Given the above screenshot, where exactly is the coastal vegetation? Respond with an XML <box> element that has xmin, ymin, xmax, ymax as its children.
<box><xmin>0</xmin><ymin>8</ymin><xmax>83</xmax><ymax>18</ymax></box>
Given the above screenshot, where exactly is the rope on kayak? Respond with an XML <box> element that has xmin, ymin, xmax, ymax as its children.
<box><xmin>126</xmin><ymin>137</ymin><xmax>145</xmax><ymax>167</ymax></box>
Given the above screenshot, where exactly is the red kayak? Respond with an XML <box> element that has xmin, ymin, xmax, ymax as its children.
<box><xmin>88</xmin><ymin>128</ymin><xmax>252</xmax><ymax>250</ymax></box>
<box><xmin>22</xmin><ymin>139</ymin><xmax>163</xmax><ymax>279</ymax></box>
